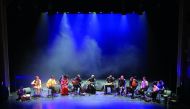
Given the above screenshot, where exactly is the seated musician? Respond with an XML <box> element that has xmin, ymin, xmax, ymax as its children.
<box><xmin>31</xmin><ymin>76</ymin><xmax>41</xmax><ymax>96</ymax></box>
<box><xmin>151</xmin><ymin>82</ymin><xmax>159</xmax><ymax>102</ymax></box>
<box><xmin>104</xmin><ymin>75</ymin><xmax>115</xmax><ymax>94</ymax></box>
<box><xmin>72</xmin><ymin>74</ymin><xmax>82</xmax><ymax>94</ymax></box>
<box><xmin>157</xmin><ymin>80</ymin><xmax>165</xmax><ymax>93</ymax></box>
<box><xmin>16</xmin><ymin>86</ymin><xmax>26</xmax><ymax>101</ymax></box>
<box><xmin>117</xmin><ymin>75</ymin><xmax>126</xmax><ymax>96</ymax></box>
<box><xmin>126</xmin><ymin>76</ymin><xmax>133</xmax><ymax>94</ymax></box>
<box><xmin>127</xmin><ymin>76</ymin><xmax>138</xmax><ymax>99</ymax></box>
<box><xmin>86</xmin><ymin>75</ymin><xmax>96</xmax><ymax>94</ymax></box>
<box><xmin>60</xmin><ymin>75</ymin><xmax>69</xmax><ymax>95</ymax></box>
<box><xmin>46</xmin><ymin>75</ymin><xmax>57</xmax><ymax>96</ymax></box>
<box><xmin>138</xmin><ymin>76</ymin><xmax>149</xmax><ymax>97</ymax></box>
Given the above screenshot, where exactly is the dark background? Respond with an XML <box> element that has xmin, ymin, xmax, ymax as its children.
<box><xmin>5</xmin><ymin>0</ymin><xmax>178</xmax><ymax>93</ymax></box>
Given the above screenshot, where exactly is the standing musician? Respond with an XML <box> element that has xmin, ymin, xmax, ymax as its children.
<box><xmin>117</xmin><ymin>75</ymin><xmax>126</xmax><ymax>96</ymax></box>
<box><xmin>86</xmin><ymin>75</ymin><xmax>96</xmax><ymax>94</ymax></box>
<box><xmin>104</xmin><ymin>75</ymin><xmax>115</xmax><ymax>94</ymax></box>
<box><xmin>60</xmin><ymin>75</ymin><xmax>69</xmax><ymax>95</ymax></box>
<box><xmin>46</xmin><ymin>75</ymin><xmax>57</xmax><ymax>96</ymax></box>
<box><xmin>72</xmin><ymin>74</ymin><xmax>82</xmax><ymax>94</ymax></box>
<box><xmin>31</xmin><ymin>76</ymin><xmax>42</xmax><ymax>96</ymax></box>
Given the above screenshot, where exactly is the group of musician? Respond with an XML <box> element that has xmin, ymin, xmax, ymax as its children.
<box><xmin>29</xmin><ymin>74</ymin><xmax>165</xmax><ymax>101</ymax></box>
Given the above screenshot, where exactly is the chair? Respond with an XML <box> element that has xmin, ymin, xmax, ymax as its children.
<box><xmin>21</xmin><ymin>87</ymin><xmax>31</xmax><ymax>101</ymax></box>
<box><xmin>162</xmin><ymin>90</ymin><xmax>171</xmax><ymax>104</ymax></box>
<box><xmin>23</xmin><ymin>87</ymin><xmax>31</xmax><ymax>95</ymax></box>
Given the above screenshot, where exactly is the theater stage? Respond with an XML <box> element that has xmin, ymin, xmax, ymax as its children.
<box><xmin>2</xmin><ymin>91</ymin><xmax>176</xmax><ymax>109</ymax></box>
<box><xmin>1</xmin><ymin>79</ymin><xmax>183</xmax><ymax>109</ymax></box>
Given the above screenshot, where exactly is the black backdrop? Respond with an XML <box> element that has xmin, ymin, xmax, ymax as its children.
<box><xmin>6</xmin><ymin>0</ymin><xmax>179</xmax><ymax>92</ymax></box>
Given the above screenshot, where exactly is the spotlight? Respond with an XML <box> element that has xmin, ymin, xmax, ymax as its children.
<box><xmin>78</xmin><ymin>12</ymin><xmax>80</xmax><ymax>14</ymax></box>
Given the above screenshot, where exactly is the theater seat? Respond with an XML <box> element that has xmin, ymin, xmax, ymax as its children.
<box><xmin>158</xmin><ymin>89</ymin><xmax>171</xmax><ymax>104</ymax></box>
<box><xmin>23</xmin><ymin>87</ymin><xmax>31</xmax><ymax>94</ymax></box>
<box><xmin>21</xmin><ymin>87</ymin><xmax>31</xmax><ymax>101</ymax></box>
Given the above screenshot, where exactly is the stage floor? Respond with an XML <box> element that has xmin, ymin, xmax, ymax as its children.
<box><xmin>1</xmin><ymin>91</ymin><xmax>176</xmax><ymax>109</ymax></box>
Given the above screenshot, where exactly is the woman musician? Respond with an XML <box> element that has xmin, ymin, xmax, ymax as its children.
<box><xmin>31</xmin><ymin>76</ymin><xmax>42</xmax><ymax>96</ymax></box>
<box><xmin>60</xmin><ymin>75</ymin><xmax>69</xmax><ymax>95</ymax></box>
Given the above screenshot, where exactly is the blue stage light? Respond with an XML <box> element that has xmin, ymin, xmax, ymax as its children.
<box><xmin>33</xmin><ymin>13</ymin><xmax>148</xmax><ymax>80</ymax></box>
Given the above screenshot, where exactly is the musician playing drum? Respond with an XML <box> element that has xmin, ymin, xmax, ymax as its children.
<box><xmin>31</xmin><ymin>76</ymin><xmax>41</xmax><ymax>96</ymax></box>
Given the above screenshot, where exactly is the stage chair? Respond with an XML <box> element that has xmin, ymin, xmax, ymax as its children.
<box><xmin>23</xmin><ymin>87</ymin><xmax>31</xmax><ymax>95</ymax></box>
<box><xmin>21</xmin><ymin>87</ymin><xmax>31</xmax><ymax>101</ymax></box>
<box><xmin>160</xmin><ymin>89</ymin><xmax>172</xmax><ymax>104</ymax></box>
<box><xmin>95</xmin><ymin>81</ymin><xmax>104</xmax><ymax>91</ymax></box>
